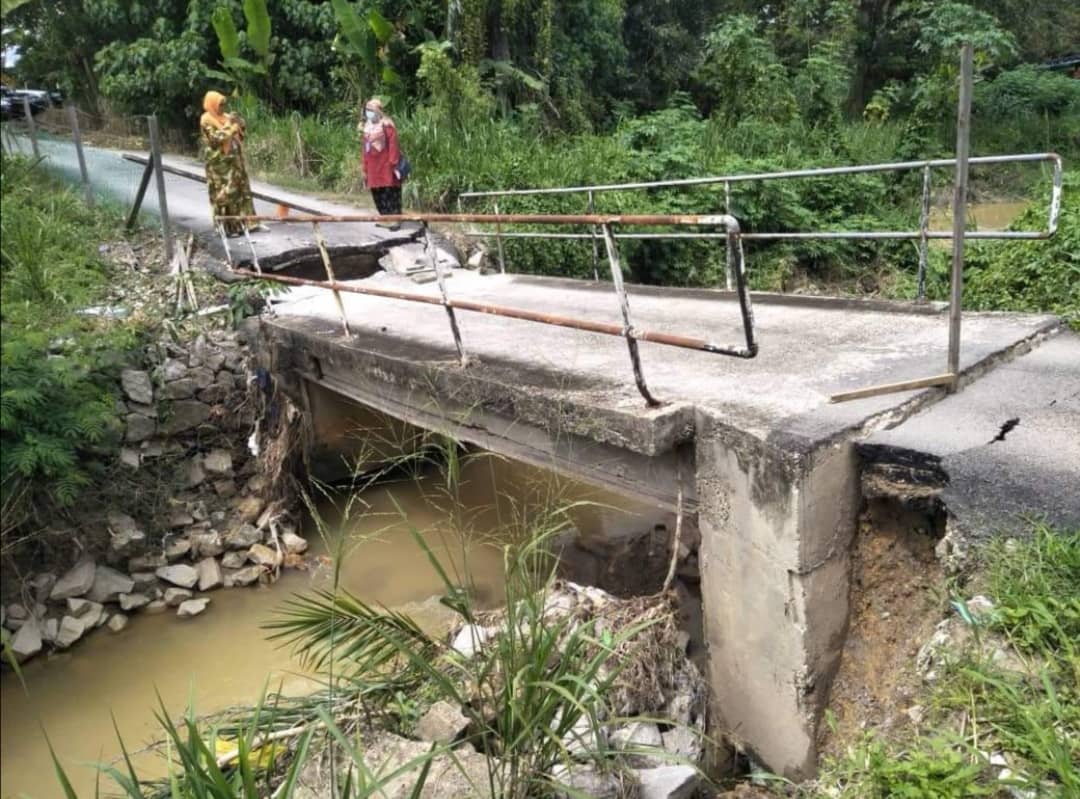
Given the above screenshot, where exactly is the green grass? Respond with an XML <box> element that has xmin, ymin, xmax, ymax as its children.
<box><xmin>814</xmin><ymin>523</ymin><xmax>1080</xmax><ymax>798</ymax></box>
<box><xmin>985</xmin><ymin>523</ymin><xmax>1080</xmax><ymax>657</ymax></box>
<box><xmin>918</xmin><ymin>173</ymin><xmax>1080</xmax><ymax>329</ymax></box>
<box><xmin>1</xmin><ymin>153</ymin><xmax>148</xmax><ymax>535</ymax></box>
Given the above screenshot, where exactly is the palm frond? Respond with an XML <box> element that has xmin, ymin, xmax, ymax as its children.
<box><xmin>264</xmin><ymin>589</ymin><xmax>440</xmax><ymax>676</ymax></box>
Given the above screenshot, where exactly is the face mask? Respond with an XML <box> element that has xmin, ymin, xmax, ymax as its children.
<box><xmin>365</xmin><ymin>110</ymin><xmax>378</xmax><ymax>123</ymax></box>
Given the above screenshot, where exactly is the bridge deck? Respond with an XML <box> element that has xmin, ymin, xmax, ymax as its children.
<box><xmin>267</xmin><ymin>270</ymin><xmax>1059</xmax><ymax>446</ymax></box>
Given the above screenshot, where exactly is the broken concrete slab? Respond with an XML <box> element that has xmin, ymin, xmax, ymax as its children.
<box><xmin>861</xmin><ymin>332</ymin><xmax>1080</xmax><ymax>539</ymax></box>
<box><xmin>379</xmin><ymin>241</ymin><xmax>459</xmax><ymax>284</ymax></box>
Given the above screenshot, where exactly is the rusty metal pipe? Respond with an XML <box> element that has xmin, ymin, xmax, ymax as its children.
<box><xmin>232</xmin><ymin>268</ymin><xmax>752</xmax><ymax>356</ymax></box>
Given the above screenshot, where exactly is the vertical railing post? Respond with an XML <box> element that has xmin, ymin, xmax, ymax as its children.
<box><xmin>726</xmin><ymin>220</ymin><xmax>757</xmax><ymax>357</ymax></box>
<box><xmin>947</xmin><ymin>43</ymin><xmax>973</xmax><ymax>385</ymax></box>
<box><xmin>242</xmin><ymin>227</ymin><xmax>263</xmax><ymax>274</ymax></box>
<box><xmin>67</xmin><ymin>103</ymin><xmax>93</xmax><ymax>206</ymax></box>
<box><xmin>21</xmin><ymin>96</ymin><xmax>40</xmax><ymax>159</ymax></box>
<box><xmin>916</xmin><ymin>165</ymin><xmax>931</xmax><ymax>301</ymax></box>
<box><xmin>723</xmin><ymin>181</ymin><xmax>734</xmax><ymax>290</ymax></box>
<box><xmin>147</xmin><ymin>114</ymin><xmax>174</xmax><ymax>261</ymax></box>
<box><xmin>600</xmin><ymin>222</ymin><xmax>660</xmax><ymax>407</ymax></box>
<box><xmin>312</xmin><ymin>222</ymin><xmax>352</xmax><ymax>337</ymax></box>
<box><xmin>492</xmin><ymin>200</ymin><xmax>507</xmax><ymax>274</ymax></box>
<box><xmin>216</xmin><ymin>222</ymin><xmax>235</xmax><ymax>265</ymax></box>
<box><xmin>587</xmin><ymin>189</ymin><xmax>600</xmax><ymax>281</ymax></box>
<box><xmin>423</xmin><ymin>222</ymin><xmax>469</xmax><ymax>365</ymax></box>
<box><xmin>126</xmin><ymin>159</ymin><xmax>155</xmax><ymax>230</ymax></box>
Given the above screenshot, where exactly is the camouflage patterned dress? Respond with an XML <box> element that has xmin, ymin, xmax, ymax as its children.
<box><xmin>201</xmin><ymin>117</ymin><xmax>256</xmax><ymax>236</ymax></box>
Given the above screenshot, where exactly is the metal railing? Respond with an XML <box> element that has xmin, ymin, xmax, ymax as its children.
<box><xmin>223</xmin><ymin>212</ymin><xmax>756</xmax><ymax>407</ymax></box>
<box><xmin>459</xmin><ymin>152</ymin><xmax>1063</xmax><ymax>298</ymax></box>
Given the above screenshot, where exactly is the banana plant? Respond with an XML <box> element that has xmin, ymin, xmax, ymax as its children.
<box><xmin>206</xmin><ymin>0</ymin><xmax>274</xmax><ymax>101</ymax></box>
<box><xmin>1</xmin><ymin>0</ymin><xmax>34</xmax><ymax>18</ymax></box>
<box><xmin>331</xmin><ymin>0</ymin><xmax>403</xmax><ymax>106</ymax></box>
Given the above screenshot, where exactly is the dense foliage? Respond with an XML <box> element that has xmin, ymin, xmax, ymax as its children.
<box><xmin>962</xmin><ymin>181</ymin><xmax>1080</xmax><ymax>326</ymax></box>
<box><xmin>4</xmin><ymin>1</ymin><xmax>1077</xmax><ymax>297</ymax></box>
<box><xmin>0</xmin><ymin>156</ymin><xmax>135</xmax><ymax>533</ymax></box>
<box><xmin>5</xmin><ymin>1</ymin><xmax>1077</xmax><ymax>132</ymax></box>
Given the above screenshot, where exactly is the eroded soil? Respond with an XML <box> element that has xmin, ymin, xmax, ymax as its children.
<box><xmin>819</xmin><ymin>499</ymin><xmax>947</xmax><ymax>760</ymax></box>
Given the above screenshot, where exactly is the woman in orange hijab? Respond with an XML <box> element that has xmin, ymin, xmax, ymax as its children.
<box><xmin>200</xmin><ymin>90</ymin><xmax>258</xmax><ymax>236</ymax></box>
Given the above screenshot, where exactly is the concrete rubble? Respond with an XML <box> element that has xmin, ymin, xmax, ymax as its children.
<box><xmin>196</xmin><ymin>557</ymin><xmax>224</xmax><ymax>591</ymax></box>
<box><xmin>49</xmin><ymin>557</ymin><xmax>97</xmax><ymax>600</ymax></box>
<box><xmin>164</xmin><ymin>588</ymin><xmax>194</xmax><ymax>607</ymax></box>
<box><xmin>177</xmin><ymin>597</ymin><xmax>211</xmax><ymax>618</ymax></box>
<box><xmin>107</xmin><ymin>613</ymin><xmax>130</xmax><ymax>633</ymax></box>
<box><xmin>156</xmin><ymin>564</ymin><xmax>199</xmax><ymax>589</ymax></box>
<box><xmin>635</xmin><ymin>765</ymin><xmax>699</xmax><ymax>799</ymax></box>
<box><xmin>414</xmin><ymin>701</ymin><xmax>470</xmax><ymax>744</ymax></box>
<box><xmin>86</xmin><ymin>566</ymin><xmax>136</xmax><ymax>603</ymax></box>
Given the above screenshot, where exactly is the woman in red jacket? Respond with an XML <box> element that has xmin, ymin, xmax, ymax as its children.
<box><xmin>360</xmin><ymin>98</ymin><xmax>402</xmax><ymax>229</ymax></box>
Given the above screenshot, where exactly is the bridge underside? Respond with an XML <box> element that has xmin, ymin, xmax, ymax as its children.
<box><xmin>254</xmin><ymin>272</ymin><xmax>1062</xmax><ymax>778</ymax></box>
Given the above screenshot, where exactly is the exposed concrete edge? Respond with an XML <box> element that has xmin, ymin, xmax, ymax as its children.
<box><xmin>256</xmin><ymin>236</ymin><xmax>419</xmax><ymax>271</ymax></box>
<box><xmin>506</xmin><ymin>274</ymin><xmax>950</xmax><ymax>315</ymax></box>
<box><xmin>692</xmin><ymin>316</ymin><xmax>1063</xmax><ymax>779</ymax></box>
<box><xmin>304</xmin><ymin>371</ymin><xmax>697</xmax><ymax>512</ymax></box>
<box><xmin>259</xmin><ymin>316</ymin><xmax>698</xmax><ymax>458</ymax></box>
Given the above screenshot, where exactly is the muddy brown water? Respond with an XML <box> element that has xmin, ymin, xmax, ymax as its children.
<box><xmin>928</xmin><ymin>200</ymin><xmax>1030</xmax><ymax>245</ymax></box>
<box><xmin>0</xmin><ymin>456</ymin><xmax>664</xmax><ymax>798</ymax></box>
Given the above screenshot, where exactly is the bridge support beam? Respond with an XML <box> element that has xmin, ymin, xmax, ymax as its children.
<box><xmin>695</xmin><ymin>410</ymin><xmax>859</xmax><ymax>779</ymax></box>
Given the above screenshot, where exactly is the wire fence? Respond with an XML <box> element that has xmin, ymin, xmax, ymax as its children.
<box><xmin>2</xmin><ymin>103</ymin><xmax>188</xmax><ymax>261</ymax></box>
<box><xmin>3</xmin><ymin>106</ymin><xmax>155</xmax><ymax>211</ymax></box>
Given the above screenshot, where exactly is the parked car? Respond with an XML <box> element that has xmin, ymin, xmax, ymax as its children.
<box><xmin>1</xmin><ymin>86</ymin><xmax>51</xmax><ymax>116</ymax></box>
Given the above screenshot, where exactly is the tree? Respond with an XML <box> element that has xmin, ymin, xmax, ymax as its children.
<box><xmin>693</xmin><ymin>15</ymin><xmax>797</xmax><ymax>124</ymax></box>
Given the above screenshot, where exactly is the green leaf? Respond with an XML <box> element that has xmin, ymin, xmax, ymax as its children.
<box><xmin>381</xmin><ymin>65</ymin><xmax>404</xmax><ymax>88</ymax></box>
<box><xmin>367</xmin><ymin>8</ymin><xmax>394</xmax><ymax>44</ymax></box>
<box><xmin>211</xmin><ymin>7</ymin><xmax>241</xmax><ymax>61</ymax></box>
<box><xmin>242</xmin><ymin>0</ymin><xmax>271</xmax><ymax>59</ymax></box>
<box><xmin>331</xmin><ymin>0</ymin><xmax>374</xmax><ymax>61</ymax></box>
<box><xmin>223</xmin><ymin>56</ymin><xmax>265</xmax><ymax>76</ymax></box>
<box><xmin>44</xmin><ymin>728</ymin><xmax>80</xmax><ymax>799</ymax></box>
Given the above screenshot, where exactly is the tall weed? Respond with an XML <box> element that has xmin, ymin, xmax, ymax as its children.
<box><xmin>1</xmin><ymin>154</ymin><xmax>140</xmax><ymax>532</ymax></box>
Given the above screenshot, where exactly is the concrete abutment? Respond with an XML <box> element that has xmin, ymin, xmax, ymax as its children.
<box><xmin>695</xmin><ymin>413</ymin><xmax>859</xmax><ymax>778</ymax></box>
<box><xmin>256</xmin><ymin>316</ymin><xmax>864</xmax><ymax>780</ymax></box>
<box><xmin>255</xmin><ymin>306</ymin><xmax>1066</xmax><ymax>781</ymax></box>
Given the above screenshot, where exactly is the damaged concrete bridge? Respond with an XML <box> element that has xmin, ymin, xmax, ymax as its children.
<box><xmin>14</xmin><ymin>120</ymin><xmax>1074</xmax><ymax>779</ymax></box>
<box><xmin>248</xmin><ymin>220</ymin><xmax>1077</xmax><ymax>777</ymax></box>
<box><xmin>53</xmin><ymin>142</ymin><xmax>1072</xmax><ymax>779</ymax></box>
